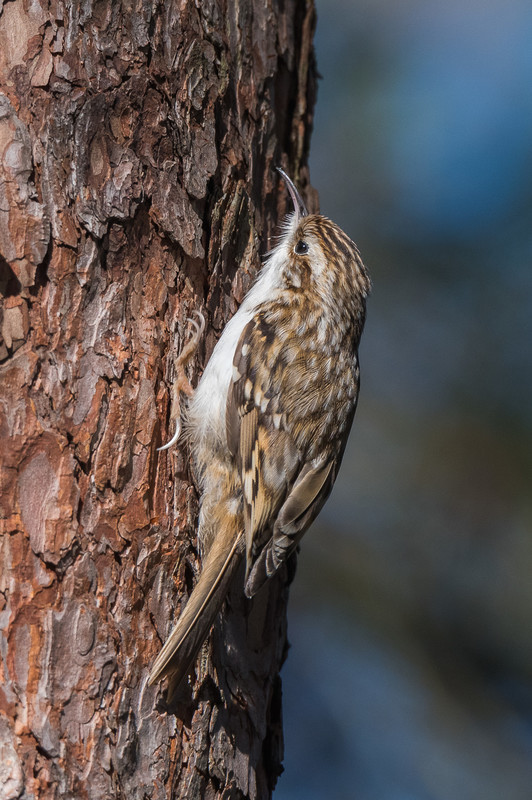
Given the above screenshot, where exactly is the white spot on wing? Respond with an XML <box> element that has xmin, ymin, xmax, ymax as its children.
<box><xmin>244</xmin><ymin>473</ymin><xmax>254</xmax><ymax>502</ymax></box>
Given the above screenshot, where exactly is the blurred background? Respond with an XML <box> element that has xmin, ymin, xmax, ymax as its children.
<box><xmin>277</xmin><ymin>0</ymin><xmax>532</xmax><ymax>797</ymax></box>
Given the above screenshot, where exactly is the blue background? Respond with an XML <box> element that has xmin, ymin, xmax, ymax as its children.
<box><xmin>277</xmin><ymin>1</ymin><xmax>532</xmax><ymax>797</ymax></box>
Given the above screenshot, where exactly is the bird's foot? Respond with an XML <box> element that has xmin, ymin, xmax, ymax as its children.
<box><xmin>158</xmin><ymin>311</ymin><xmax>205</xmax><ymax>451</ymax></box>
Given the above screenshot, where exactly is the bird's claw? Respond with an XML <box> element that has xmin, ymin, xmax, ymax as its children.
<box><xmin>157</xmin><ymin>418</ymin><xmax>182</xmax><ymax>452</ymax></box>
<box><xmin>186</xmin><ymin>310</ymin><xmax>206</xmax><ymax>340</ymax></box>
<box><xmin>159</xmin><ymin>310</ymin><xmax>205</xmax><ymax>452</ymax></box>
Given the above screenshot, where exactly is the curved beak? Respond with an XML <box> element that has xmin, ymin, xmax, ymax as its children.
<box><xmin>276</xmin><ymin>167</ymin><xmax>308</xmax><ymax>223</ymax></box>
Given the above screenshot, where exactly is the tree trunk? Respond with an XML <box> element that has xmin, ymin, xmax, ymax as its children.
<box><xmin>0</xmin><ymin>1</ymin><xmax>316</xmax><ymax>798</ymax></box>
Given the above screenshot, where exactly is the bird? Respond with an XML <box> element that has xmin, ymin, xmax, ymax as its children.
<box><xmin>148</xmin><ymin>168</ymin><xmax>371</xmax><ymax>691</ymax></box>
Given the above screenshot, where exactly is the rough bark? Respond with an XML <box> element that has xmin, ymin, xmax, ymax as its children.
<box><xmin>0</xmin><ymin>1</ymin><xmax>317</xmax><ymax>798</ymax></box>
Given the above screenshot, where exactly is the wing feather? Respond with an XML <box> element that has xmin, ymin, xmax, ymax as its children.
<box><xmin>244</xmin><ymin>457</ymin><xmax>335</xmax><ymax>596</ymax></box>
<box><xmin>227</xmin><ymin>314</ymin><xmax>348</xmax><ymax>597</ymax></box>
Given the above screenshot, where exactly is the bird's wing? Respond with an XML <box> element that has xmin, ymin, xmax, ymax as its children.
<box><xmin>244</xmin><ymin>455</ymin><xmax>336</xmax><ymax>596</ymax></box>
<box><xmin>226</xmin><ymin>316</ymin><xmax>347</xmax><ymax>596</ymax></box>
<box><xmin>227</xmin><ymin>317</ymin><xmax>298</xmax><ymax>576</ymax></box>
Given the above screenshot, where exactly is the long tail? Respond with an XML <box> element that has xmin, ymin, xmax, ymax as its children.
<box><xmin>148</xmin><ymin>529</ymin><xmax>244</xmax><ymax>690</ymax></box>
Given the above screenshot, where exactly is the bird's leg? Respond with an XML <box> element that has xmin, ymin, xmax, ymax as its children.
<box><xmin>158</xmin><ymin>311</ymin><xmax>205</xmax><ymax>451</ymax></box>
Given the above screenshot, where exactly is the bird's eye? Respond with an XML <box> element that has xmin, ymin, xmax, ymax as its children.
<box><xmin>294</xmin><ymin>240</ymin><xmax>309</xmax><ymax>255</ymax></box>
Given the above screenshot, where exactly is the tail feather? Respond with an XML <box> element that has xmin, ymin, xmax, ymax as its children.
<box><xmin>148</xmin><ymin>530</ymin><xmax>244</xmax><ymax>689</ymax></box>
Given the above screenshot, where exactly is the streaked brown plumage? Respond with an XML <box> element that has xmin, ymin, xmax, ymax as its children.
<box><xmin>149</xmin><ymin>170</ymin><xmax>370</xmax><ymax>691</ymax></box>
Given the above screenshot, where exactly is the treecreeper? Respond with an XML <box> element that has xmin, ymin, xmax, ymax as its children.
<box><xmin>149</xmin><ymin>169</ymin><xmax>371</xmax><ymax>694</ymax></box>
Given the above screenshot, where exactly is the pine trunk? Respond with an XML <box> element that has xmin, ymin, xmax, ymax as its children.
<box><xmin>0</xmin><ymin>1</ymin><xmax>316</xmax><ymax>798</ymax></box>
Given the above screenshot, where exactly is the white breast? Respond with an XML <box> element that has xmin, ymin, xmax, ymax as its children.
<box><xmin>188</xmin><ymin>225</ymin><xmax>294</xmax><ymax>455</ymax></box>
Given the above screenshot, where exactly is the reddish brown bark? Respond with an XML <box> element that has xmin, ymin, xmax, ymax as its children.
<box><xmin>0</xmin><ymin>1</ymin><xmax>317</xmax><ymax>798</ymax></box>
